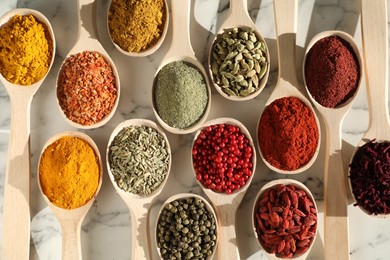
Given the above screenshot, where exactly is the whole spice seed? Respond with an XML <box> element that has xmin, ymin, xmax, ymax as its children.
<box><xmin>305</xmin><ymin>35</ymin><xmax>360</xmax><ymax>108</ymax></box>
<box><xmin>57</xmin><ymin>51</ymin><xmax>117</xmax><ymax>126</ymax></box>
<box><xmin>255</xmin><ymin>184</ymin><xmax>317</xmax><ymax>258</ymax></box>
<box><xmin>258</xmin><ymin>97</ymin><xmax>319</xmax><ymax>171</ymax></box>
<box><xmin>192</xmin><ymin>123</ymin><xmax>253</xmax><ymax>194</ymax></box>
<box><xmin>108</xmin><ymin>125</ymin><xmax>170</xmax><ymax>196</ymax></box>
<box><xmin>108</xmin><ymin>0</ymin><xmax>166</xmax><ymax>53</ymax></box>
<box><xmin>154</xmin><ymin>61</ymin><xmax>208</xmax><ymax>129</ymax></box>
<box><xmin>0</xmin><ymin>14</ymin><xmax>53</xmax><ymax>85</ymax></box>
<box><xmin>349</xmin><ymin>139</ymin><xmax>390</xmax><ymax>215</ymax></box>
<box><xmin>39</xmin><ymin>136</ymin><xmax>100</xmax><ymax>209</ymax></box>
<box><xmin>156</xmin><ymin>197</ymin><xmax>217</xmax><ymax>259</ymax></box>
<box><xmin>210</xmin><ymin>27</ymin><xmax>269</xmax><ymax>97</ymax></box>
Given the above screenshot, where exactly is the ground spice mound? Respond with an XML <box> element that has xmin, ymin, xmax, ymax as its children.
<box><xmin>305</xmin><ymin>36</ymin><xmax>360</xmax><ymax>108</ymax></box>
<box><xmin>349</xmin><ymin>140</ymin><xmax>390</xmax><ymax>215</ymax></box>
<box><xmin>0</xmin><ymin>14</ymin><xmax>53</xmax><ymax>85</ymax></box>
<box><xmin>258</xmin><ymin>97</ymin><xmax>319</xmax><ymax>171</ymax></box>
<box><xmin>108</xmin><ymin>0</ymin><xmax>166</xmax><ymax>53</ymax></box>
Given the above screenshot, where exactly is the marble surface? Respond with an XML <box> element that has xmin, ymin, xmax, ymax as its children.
<box><xmin>0</xmin><ymin>0</ymin><xmax>389</xmax><ymax>259</ymax></box>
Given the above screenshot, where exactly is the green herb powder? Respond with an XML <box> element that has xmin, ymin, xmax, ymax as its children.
<box><xmin>154</xmin><ymin>61</ymin><xmax>208</xmax><ymax>129</ymax></box>
<box><xmin>108</xmin><ymin>125</ymin><xmax>170</xmax><ymax>196</ymax></box>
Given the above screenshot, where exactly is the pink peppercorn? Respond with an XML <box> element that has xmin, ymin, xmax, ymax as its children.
<box><xmin>192</xmin><ymin>123</ymin><xmax>254</xmax><ymax>194</ymax></box>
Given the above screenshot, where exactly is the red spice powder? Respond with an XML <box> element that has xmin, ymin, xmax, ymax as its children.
<box><xmin>258</xmin><ymin>97</ymin><xmax>319</xmax><ymax>171</ymax></box>
<box><xmin>304</xmin><ymin>36</ymin><xmax>360</xmax><ymax>108</ymax></box>
<box><xmin>57</xmin><ymin>51</ymin><xmax>117</xmax><ymax>126</ymax></box>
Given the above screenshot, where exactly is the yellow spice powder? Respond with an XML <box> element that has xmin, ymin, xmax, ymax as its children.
<box><xmin>108</xmin><ymin>0</ymin><xmax>166</xmax><ymax>53</ymax></box>
<box><xmin>39</xmin><ymin>136</ymin><xmax>100</xmax><ymax>209</ymax></box>
<box><xmin>0</xmin><ymin>14</ymin><xmax>53</xmax><ymax>85</ymax></box>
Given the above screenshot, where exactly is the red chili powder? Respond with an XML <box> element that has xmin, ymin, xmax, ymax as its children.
<box><xmin>349</xmin><ymin>140</ymin><xmax>390</xmax><ymax>215</ymax></box>
<box><xmin>304</xmin><ymin>36</ymin><xmax>360</xmax><ymax>108</ymax></box>
<box><xmin>258</xmin><ymin>97</ymin><xmax>319</xmax><ymax>171</ymax></box>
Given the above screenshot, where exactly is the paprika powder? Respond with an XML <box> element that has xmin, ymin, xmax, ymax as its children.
<box><xmin>258</xmin><ymin>97</ymin><xmax>319</xmax><ymax>171</ymax></box>
<box><xmin>304</xmin><ymin>35</ymin><xmax>360</xmax><ymax>108</ymax></box>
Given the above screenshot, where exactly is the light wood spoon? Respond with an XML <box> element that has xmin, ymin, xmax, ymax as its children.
<box><xmin>0</xmin><ymin>9</ymin><xmax>56</xmax><ymax>260</ymax></box>
<box><xmin>208</xmin><ymin>0</ymin><xmax>270</xmax><ymax>101</ymax></box>
<box><xmin>155</xmin><ymin>193</ymin><xmax>219</xmax><ymax>260</ymax></box>
<box><xmin>303</xmin><ymin>32</ymin><xmax>363</xmax><ymax>259</ymax></box>
<box><xmin>106</xmin><ymin>119</ymin><xmax>172</xmax><ymax>259</ymax></box>
<box><xmin>152</xmin><ymin>0</ymin><xmax>211</xmax><ymax>134</ymax></box>
<box><xmin>37</xmin><ymin>131</ymin><xmax>103</xmax><ymax>260</ymax></box>
<box><xmin>191</xmin><ymin>117</ymin><xmax>256</xmax><ymax>260</ymax></box>
<box><xmin>106</xmin><ymin>0</ymin><xmax>169</xmax><ymax>57</ymax></box>
<box><xmin>252</xmin><ymin>179</ymin><xmax>318</xmax><ymax>259</ymax></box>
<box><xmin>348</xmin><ymin>0</ymin><xmax>390</xmax><ymax>217</ymax></box>
<box><xmin>257</xmin><ymin>0</ymin><xmax>321</xmax><ymax>175</ymax></box>
<box><xmin>56</xmin><ymin>0</ymin><xmax>120</xmax><ymax>129</ymax></box>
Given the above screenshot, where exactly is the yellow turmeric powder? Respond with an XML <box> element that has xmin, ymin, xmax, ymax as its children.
<box><xmin>0</xmin><ymin>14</ymin><xmax>53</xmax><ymax>85</ymax></box>
<box><xmin>108</xmin><ymin>0</ymin><xmax>166</xmax><ymax>53</ymax></box>
<box><xmin>39</xmin><ymin>136</ymin><xmax>100</xmax><ymax>209</ymax></box>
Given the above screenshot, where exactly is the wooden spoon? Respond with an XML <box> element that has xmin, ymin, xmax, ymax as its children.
<box><xmin>348</xmin><ymin>0</ymin><xmax>390</xmax><ymax>217</ymax></box>
<box><xmin>252</xmin><ymin>179</ymin><xmax>318</xmax><ymax>260</ymax></box>
<box><xmin>257</xmin><ymin>0</ymin><xmax>321</xmax><ymax>174</ymax></box>
<box><xmin>303</xmin><ymin>31</ymin><xmax>363</xmax><ymax>259</ymax></box>
<box><xmin>0</xmin><ymin>9</ymin><xmax>56</xmax><ymax>260</ymax></box>
<box><xmin>56</xmin><ymin>0</ymin><xmax>120</xmax><ymax>129</ymax></box>
<box><xmin>208</xmin><ymin>0</ymin><xmax>270</xmax><ymax>101</ymax></box>
<box><xmin>37</xmin><ymin>131</ymin><xmax>103</xmax><ymax>260</ymax></box>
<box><xmin>155</xmin><ymin>193</ymin><xmax>219</xmax><ymax>260</ymax></box>
<box><xmin>106</xmin><ymin>119</ymin><xmax>172</xmax><ymax>259</ymax></box>
<box><xmin>152</xmin><ymin>0</ymin><xmax>211</xmax><ymax>135</ymax></box>
<box><xmin>106</xmin><ymin>0</ymin><xmax>169</xmax><ymax>57</ymax></box>
<box><xmin>191</xmin><ymin>117</ymin><xmax>256</xmax><ymax>260</ymax></box>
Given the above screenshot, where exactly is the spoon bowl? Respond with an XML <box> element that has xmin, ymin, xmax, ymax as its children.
<box><xmin>37</xmin><ymin>131</ymin><xmax>103</xmax><ymax>260</ymax></box>
<box><xmin>191</xmin><ymin>117</ymin><xmax>256</xmax><ymax>259</ymax></box>
<box><xmin>0</xmin><ymin>8</ymin><xmax>56</xmax><ymax>259</ymax></box>
<box><xmin>107</xmin><ymin>0</ymin><xmax>169</xmax><ymax>57</ymax></box>
<box><xmin>151</xmin><ymin>0</ymin><xmax>210</xmax><ymax>134</ymax></box>
<box><xmin>106</xmin><ymin>118</ymin><xmax>172</xmax><ymax>259</ymax></box>
<box><xmin>348</xmin><ymin>0</ymin><xmax>390</xmax><ymax>218</ymax></box>
<box><xmin>208</xmin><ymin>0</ymin><xmax>270</xmax><ymax>101</ymax></box>
<box><xmin>303</xmin><ymin>31</ymin><xmax>363</xmax><ymax>259</ymax></box>
<box><xmin>257</xmin><ymin>0</ymin><xmax>320</xmax><ymax>174</ymax></box>
<box><xmin>155</xmin><ymin>193</ymin><xmax>218</xmax><ymax>260</ymax></box>
<box><xmin>252</xmin><ymin>179</ymin><xmax>318</xmax><ymax>260</ymax></box>
<box><xmin>56</xmin><ymin>0</ymin><xmax>120</xmax><ymax>129</ymax></box>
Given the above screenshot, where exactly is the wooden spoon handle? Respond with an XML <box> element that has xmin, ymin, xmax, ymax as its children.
<box><xmin>216</xmin><ymin>204</ymin><xmax>239</xmax><ymax>260</ymax></box>
<box><xmin>323</xmin><ymin>116</ymin><xmax>349</xmax><ymax>260</ymax></box>
<box><xmin>273</xmin><ymin>0</ymin><xmax>298</xmax><ymax>85</ymax></box>
<box><xmin>165</xmin><ymin>0</ymin><xmax>194</xmax><ymax>58</ymax></box>
<box><xmin>128</xmin><ymin>203</ymin><xmax>151</xmax><ymax>259</ymax></box>
<box><xmin>61</xmin><ymin>220</ymin><xmax>82</xmax><ymax>260</ymax></box>
<box><xmin>361</xmin><ymin>0</ymin><xmax>389</xmax><ymax>128</ymax></box>
<box><xmin>228</xmin><ymin>0</ymin><xmax>251</xmax><ymax>25</ymax></box>
<box><xmin>2</xmin><ymin>95</ymin><xmax>32</xmax><ymax>260</ymax></box>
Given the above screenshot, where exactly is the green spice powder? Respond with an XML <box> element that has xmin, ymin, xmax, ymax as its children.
<box><xmin>154</xmin><ymin>61</ymin><xmax>208</xmax><ymax>129</ymax></box>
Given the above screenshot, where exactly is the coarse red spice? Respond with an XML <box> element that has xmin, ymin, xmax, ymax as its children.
<box><xmin>258</xmin><ymin>97</ymin><xmax>319</xmax><ymax>171</ymax></box>
<box><xmin>349</xmin><ymin>139</ymin><xmax>390</xmax><ymax>215</ymax></box>
<box><xmin>304</xmin><ymin>35</ymin><xmax>360</xmax><ymax>108</ymax></box>
<box><xmin>254</xmin><ymin>184</ymin><xmax>317</xmax><ymax>258</ymax></box>
<box><xmin>192</xmin><ymin>123</ymin><xmax>254</xmax><ymax>194</ymax></box>
<box><xmin>57</xmin><ymin>51</ymin><xmax>117</xmax><ymax>126</ymax></box>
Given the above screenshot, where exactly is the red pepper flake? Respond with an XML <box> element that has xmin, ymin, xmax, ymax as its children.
<box><xmin>57</xmin><ymin>51</ymin><xmax>117</xmax><ymax>126</ymax></box>
<box><xmin>255</xmin><ymin>184</ymin><xmax>317</xmax><ymax>258</ymax></box>
<box><xmin>192</xmin><ymin>123</ymin><xmax>254</xmax><ymax>194</ymax></box>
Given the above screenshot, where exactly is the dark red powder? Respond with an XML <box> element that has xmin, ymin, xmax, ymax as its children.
<box><xmin>258</xmin><ymin>97</ymin><xmax>319</xmax><ymax>171</ymax></box>
<box><xmin>349</xmin><ymin>140</ymin><xmax>390</xmax><ymax>215</ymax></box>
<box><xmin>304</xmin><ymin>36</ymin><xmax>360</xmax><ymax>108</ymax></box>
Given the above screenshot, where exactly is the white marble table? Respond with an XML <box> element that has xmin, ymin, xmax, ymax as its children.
<box><xmin>0</xmin><ymin>0</ymin><xmax>389</xmax><ymax>259</ymax></box>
